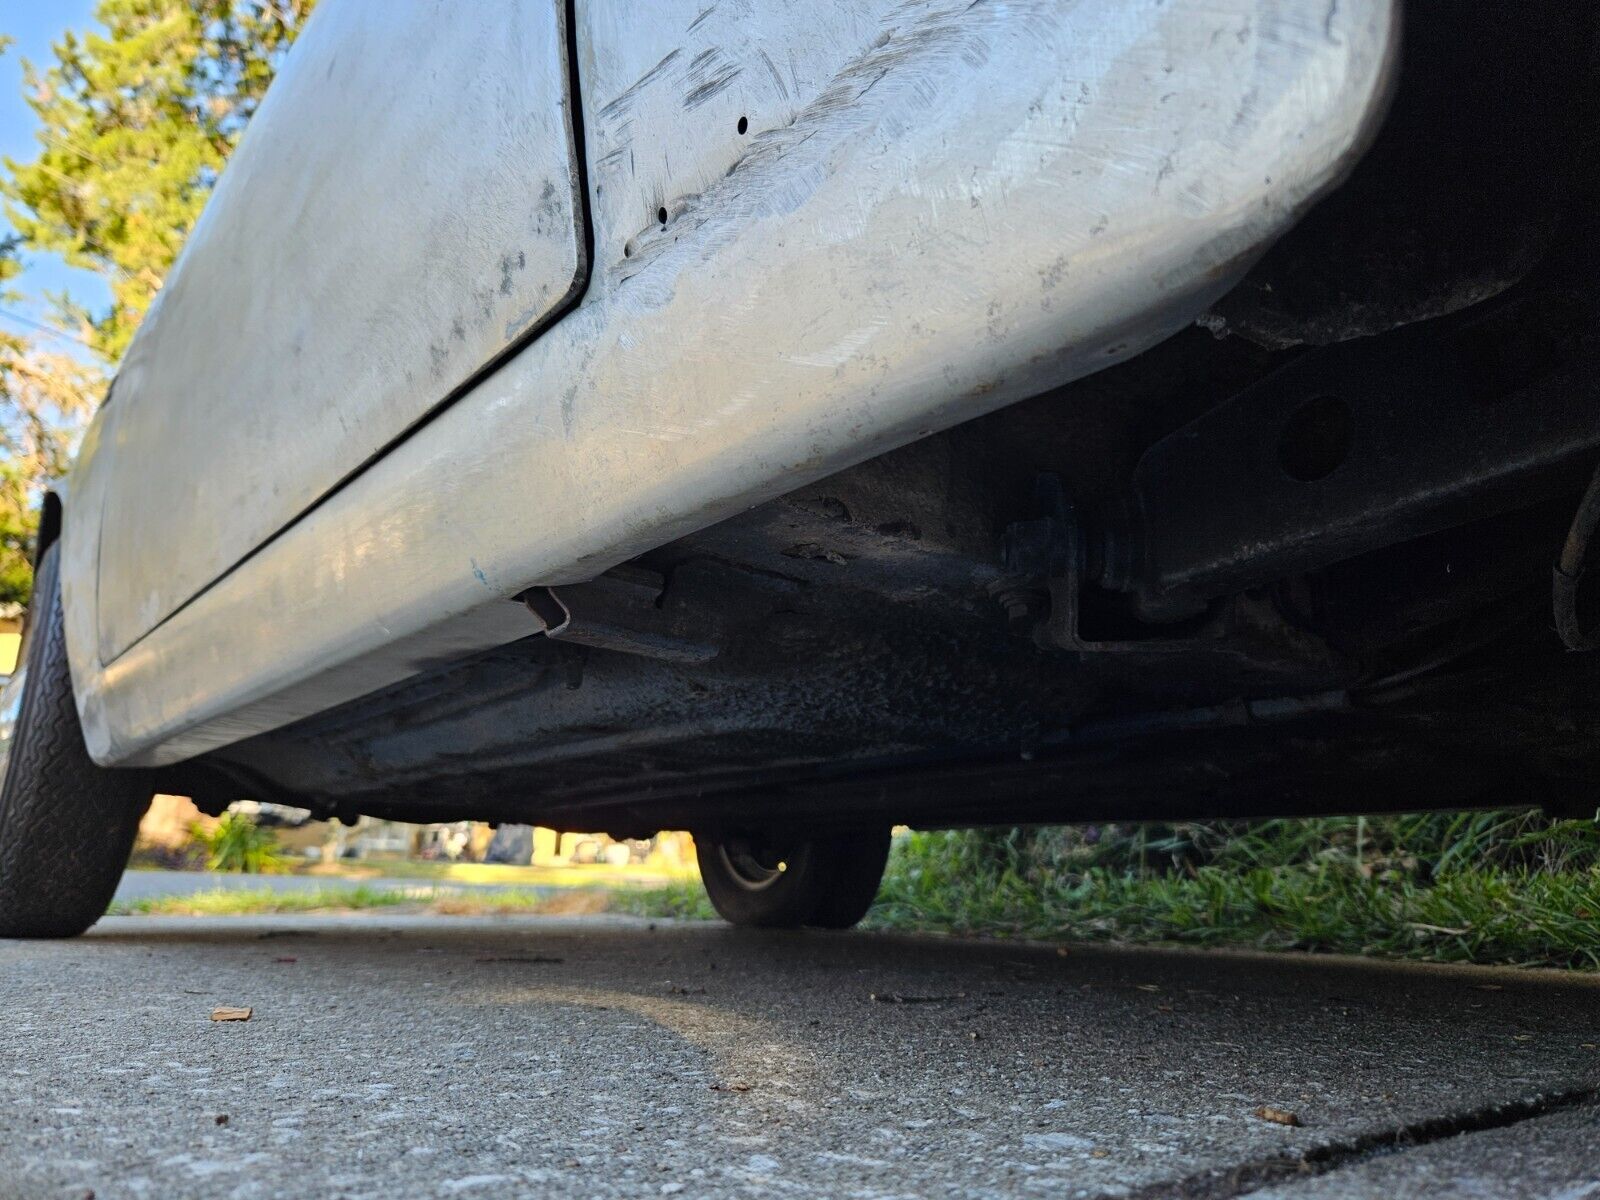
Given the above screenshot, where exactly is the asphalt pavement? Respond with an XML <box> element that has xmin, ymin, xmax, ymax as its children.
<box><xmin>2</xmin><ymin>914</ymin><xmax>1598</xmax><ymax>1199</ymax></box>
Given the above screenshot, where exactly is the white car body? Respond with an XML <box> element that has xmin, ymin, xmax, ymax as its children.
<box><xmin>56</xmin><ymin>0</ymin><xmax>1396</xmax><ymax>769</ymax></box>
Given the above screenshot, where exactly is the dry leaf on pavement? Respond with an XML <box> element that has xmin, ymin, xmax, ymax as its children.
<box><xmin>1253</xmin><ymin>1105</ymin><xmax>1301</xmax><ymax>1127</ymax></box>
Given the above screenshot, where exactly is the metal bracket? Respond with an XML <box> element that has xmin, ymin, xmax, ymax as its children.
<box><xmin>1122</xmin><ymin>292</ymin><xmax>1600</xmax><ymax>618</ymax></box>
<box><xmin>997</xmin><ymin>475</ymin><xmax>1195</xmax><ymax>654</ymax></box>
<box><xmin>523</xmin><ymin>568</ymin><xmax>719</xmax><ymax>665</ymax></box>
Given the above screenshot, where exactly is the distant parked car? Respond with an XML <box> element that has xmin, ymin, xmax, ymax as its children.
<box><xmin>3</xmin><ymin>0</ymin><xmax>1599</xmax><ymax>937</ymax></box>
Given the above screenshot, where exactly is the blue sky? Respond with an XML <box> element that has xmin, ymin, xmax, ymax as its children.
<box><xmin>1</xmin><ymin>0</ymin><xmax>111</xmax><ymax>356</ymax></box>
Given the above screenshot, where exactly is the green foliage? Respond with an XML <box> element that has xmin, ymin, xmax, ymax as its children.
<box><xmin>925</xmin><ymin>812</ymin><xmax>1600</xmax><ymax>881</ymax></box>
<box><xmin>607</xmin><ymin>876</ymin><xmax>718</xmax><ymax>921</ymax></box>
<box><xmin>189</xmin><ymin>811</ymin><xmax>285</xmax><ymax>873</ymax></box>
<box><xmin>869</xmin><ymin>815</ymin><xmax>1600</xmax><ymax>970</ymax></box>
<box><xmin>111</xmin><ymin>883</ymin><xmax>411</xmax><ymax>915</ymax></box>
<box><xmin>0</xmin><ymin>3</ymin><xmax>315</xmax><ymax>601</ymax></box>
<box><xmin>0</xmin><ymin>343</ymin><xmax>104</xmax><ymax>603</ymax></box>
<box><xmin>108</xmin><ymin>814</ymin><xmax>1600</xmax><ymax>968</ymax></box>
<box><xmin>0</xmin><ymin>460</ymin><xmax>38</xmax><ymax>603</ymax></box>
<box><xmin>109</xmin><ymin>880</ymin><xmax>702</xmax><ymax>918</ymax></box>
<box><xmin>3</xmin><ymin>0</ymin><xmax>316</xmax><ymax>361</ymax></box>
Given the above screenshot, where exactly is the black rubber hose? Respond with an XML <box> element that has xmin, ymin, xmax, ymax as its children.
<box><xmin>1554</xmin><ymin>460</ymin><xmax>1600</xmax><ymax>651</ymax></box>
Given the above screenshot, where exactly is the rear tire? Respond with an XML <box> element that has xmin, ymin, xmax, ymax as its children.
<box><xmin>0</xmin><ymin>544</ymin><xmax>149</xmax><ymax>938</ymax></box>
<box><xmin>695</xmin><ymin>827</ymin><xmax>891</xmax><ymax>929</ymax></box>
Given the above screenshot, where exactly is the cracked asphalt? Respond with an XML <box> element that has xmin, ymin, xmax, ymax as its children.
<box><xmin>2</xmin><ymin>914</ymin><xmax>1599</xmax><ymax>1199</ymax></box>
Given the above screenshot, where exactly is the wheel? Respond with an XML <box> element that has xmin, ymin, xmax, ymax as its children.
<box><xmin>694</xmin><ymin>827</ymin><xmax>891</xmax><ymax>929</ymax></box>
<box><xmin>0</xmin><ymin>543</ymin><xmax>150</xmax><ymax>937</ymax></box>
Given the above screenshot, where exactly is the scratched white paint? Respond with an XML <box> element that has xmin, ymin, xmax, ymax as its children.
<box><xmin>91</xmin><ymin>0</ymin><xmax>584</xmax><ymax>663</ymax></box>
<box><xmin>58</xmin><ymin>0</ymin><xmax>1399</xmax><ymax>766</ymax></box>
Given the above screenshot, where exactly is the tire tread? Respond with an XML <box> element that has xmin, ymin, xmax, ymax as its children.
<box><xmin>0</xmin><ymin>546</ymin><xmax>147</xmax><ymax>938</ymax></box>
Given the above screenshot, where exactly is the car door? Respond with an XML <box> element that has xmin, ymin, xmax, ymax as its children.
<box><xmin>93</xmin><ymin>0</ymin><xmax>587</xmax><ymax>664</ymax></box>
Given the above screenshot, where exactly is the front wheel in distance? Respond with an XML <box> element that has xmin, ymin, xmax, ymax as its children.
<box><xmin>0</xmin><ymin>543</ymin><xmax>150</xmax><ymax>937</ymax></box>
<box><xmin>694</xmin><ymin>827</ymin><xmax>891</xmax><ymax>929</ymax></box>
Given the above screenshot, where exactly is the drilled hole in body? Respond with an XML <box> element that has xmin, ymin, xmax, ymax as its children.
<box><xmin>657</xmin><ymin>206</ymin><xmax>668</xmax><ymax>225</ymax></box>
<box><xmin>737</xmin><ymin>115</ymin><xmax>749</xmax><ymax>134</ymax></box>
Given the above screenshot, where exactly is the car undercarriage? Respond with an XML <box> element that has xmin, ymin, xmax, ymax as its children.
<box><xmin>179</xmin><ymin>2</ymin><xmax>1600</xmax><ymax>842</ymax></box>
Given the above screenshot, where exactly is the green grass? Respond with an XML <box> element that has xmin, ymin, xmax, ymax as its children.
<box><xmin>110</xmin><ymin>885</ymin><xmax>421</xmax><ymax>916</ymax></box>
<box><xmin>107</xmin><ymin>881</ymin><xmax>705</xmax><ymax>919</ymax></box>
<box><xmin>111</xmin><ymin>811</ymin><xmax>1600</xmax><ymax>970</ymax></box>
<box><xmin>606</xmin><ymin>875</ymin><xmax>717</xmax><ymax>921</ymax></box>
<box><xmin>303</xmin><ymin>858</ymin><xmax>692</xmax><ymax>887</ymax></box>
<box><xmin>866</xmin><ymin>816</ymin><xmax>1600</xmax><ymax>970</ymax></box>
